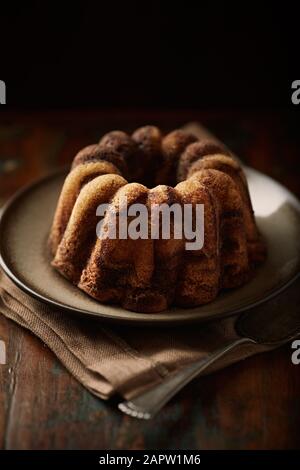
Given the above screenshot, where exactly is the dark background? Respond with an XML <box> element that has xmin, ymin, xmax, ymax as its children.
<box><xmin>0</xmin><ymin>2</ymin><xmax>299</xmax><ymax>108</ymax></box>
<box><xmin>1</xmin><ymin>3</ymin><xmax>300</xmax><ymax>451</ymax></box>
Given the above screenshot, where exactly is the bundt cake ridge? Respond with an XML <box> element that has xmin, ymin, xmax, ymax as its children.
<box><xmin>49</xmin><ymin>125</ymin><xmax>266</xmax><ymax>313</ymax></box>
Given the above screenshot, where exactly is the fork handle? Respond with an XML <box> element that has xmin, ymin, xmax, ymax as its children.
<box><xmin>118</xmin><ymin>337</ymin><xmax>253</xmax><ymax>419</ymax></box>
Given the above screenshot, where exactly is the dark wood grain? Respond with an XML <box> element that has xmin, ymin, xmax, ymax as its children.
<box><xmin>0</xmin><ymin>110</ymin><xmax>299</xmax><ymax>450</ymax></box>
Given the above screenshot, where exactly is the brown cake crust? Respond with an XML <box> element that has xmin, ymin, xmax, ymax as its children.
<box><xmin>177</xmin><ymin>140</ymin><xmax>230</xmax><ymax>182</ymax></box>
<box><xmin>79</xmin><ymin>182</ymin><xmax>154</xmax><ymax>307</ymax></box>
<box><xmin>132</xmin><ymin>126</ymin><xmax>162</xmax><ymax>185</ymax></box>
<box><xmin>188</xmin><ymin>154</ymin><xmax>266</xmax><ymax>264</ymax></box>
<box><xmin>72</xmin><ymin>144</ymin><xmax>128</xmax><ymax>177</ymax></box>
<box><xmin>175</xmin><ymin>177</ymin><xmax>220</xmax><ymax>306</ymax></box>
<box><xmin>99</xmin><ymin>130</ymin><xmax>136</xmax><ymax>157</ymax></box>
<box><xmin>49</xmin><ymin>161</ymin><xmax>120</xmax><ymax>254</ymax></box>
<box><xmin>160</xmin><ymin>130</ymin><xmax>197</xmax><ymax>185</ymax></box>
<box><xmin>49</xmin><ymin>126</ymin><xmax>266</xmax><ymax>313</ymax></box>
<box><xmin>99</xmin><ymin>131</ymin><xmax>140</xmax><ymax>182</ymax></box>
<box><xmin>191</xmin><ymin>169</ymin><xmax>249</xmax><ymax>288</ymax></box>
<box><xmin>52</xmin><ymin>174</ymin><xmax>127</xmax><ymax>283</ymax></box>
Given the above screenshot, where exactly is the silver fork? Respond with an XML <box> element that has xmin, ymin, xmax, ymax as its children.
<box><xmin>119</xmin><ymin>277</ymin><xmax>300</xmax><ymax>419</ymax></box>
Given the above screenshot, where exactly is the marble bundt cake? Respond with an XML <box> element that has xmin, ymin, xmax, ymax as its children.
<box><xmin>49</xmin><ymin>126</ymin><xmax>266</xmax><ymax>313</ymax></box>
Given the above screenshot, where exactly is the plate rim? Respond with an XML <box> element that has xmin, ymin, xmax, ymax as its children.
<box><xmin>1</xmin><ymin>167</ymin><xmax>300</xmax><ymax>326</ymax></box>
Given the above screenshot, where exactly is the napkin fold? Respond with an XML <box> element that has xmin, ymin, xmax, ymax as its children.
<box><xmin>0</xmin><ymin>269</ymin><xmax>275</xmax><ymax>400</ymax></box>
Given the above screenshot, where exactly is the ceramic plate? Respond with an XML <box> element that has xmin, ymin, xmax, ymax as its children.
<box><xmin>0</xmin><ymin>168</ymin><xmax>300</xmax><ymax>325</ymax></box>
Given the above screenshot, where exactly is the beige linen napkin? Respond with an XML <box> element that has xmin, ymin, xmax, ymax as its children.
<box><xmin>0</xmin><ymin>269</ymin><xmax>275</xmax><ymax>401</ymax></box>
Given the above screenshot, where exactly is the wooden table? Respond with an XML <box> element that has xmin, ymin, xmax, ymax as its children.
<box><xmin>0</xmin><ymin>110</ymin><xmax>299</xmax><ymax>449</ymax></box>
